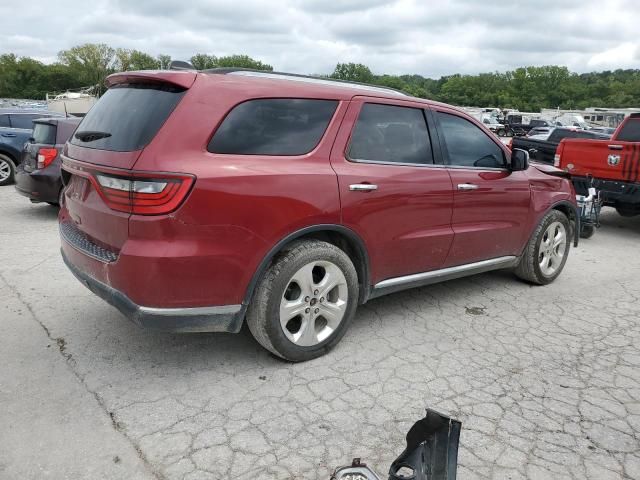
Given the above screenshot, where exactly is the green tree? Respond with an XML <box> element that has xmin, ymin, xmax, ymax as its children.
<box><xmin>330</xmin><ymin>63</ymin><xmax>374</xmax><ymax>83</ymax></box>
<box><xmin>215</xmin><ymin>54</ymin><xmax>273</xmax><ymax>71</ymax></box>
<box><xmin>57</xmin><ymin>43</ymin><xmax>116</xmax><ymax>94</ymax></box>
<box><xmin>157</xmin><ymin>54</ymin><xmax>172</xmax><ymax>70</ymax></box>
<box><xmin>190</xmin><ymin>53</ymin><xmax>217</xmax><ymax>70</ymax></box>
<box><xmin>115</xmin><ymin>49</ymin><xmax>160</xmax><ymax>71</ymax></box>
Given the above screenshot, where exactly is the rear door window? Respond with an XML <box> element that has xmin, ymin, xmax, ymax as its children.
<box><xmin>70</xmin><ymin>83</ymin><xmax>186</xmax><ymax>152</ymax></box>
<box><xmin>348</xmin><ymin>103</ymin><xmax>433</xmax><ymax>165</ymax></box>
<box><xmin>436</xmin><ymin>112</ymin><xmax>505</xmax><ymax>169</ymax></box>
<box><xmin>209</xmin><ymin>98</ymin><xmax>338</xmax><ymax>155</ymax></box>
<box><xmin>32</xmin><ymin>123</ymin><xmax>57</xmax><ymax>145</ymax></box>
<box><xmin>0</xmin><ymin>115</ymin><xmax>9</xmax><ymax>127</ymax></box>
<box><xmin>616</xmin><ymin>119</ymin><xmax>640</xmax><ymax>142</ymax></box>
<box><xmin>9</xmin><ymin>114</ymin><xmax>40</xmax><ymax>129</ymax></box>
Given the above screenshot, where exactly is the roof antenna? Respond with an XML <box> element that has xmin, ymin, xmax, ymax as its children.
<box><xmin>63</xmin><ymin>101</ymin><xmax>69</xmax><ymax>118</ymax></box>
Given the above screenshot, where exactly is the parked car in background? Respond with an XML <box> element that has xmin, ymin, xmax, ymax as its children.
<box><xmin>556</xmin><ymin>113</ymin><xmax>640</xmax><ymax>217</ymax></box>
<box><xmin>15</xmin><ymin>117</ymin><xmax>81</xmax><ymax>205</ymax></box>
<box><xmin>588</xmin><ymin>126</ymin><xmax>616</xmax><ymax>136</ymax></box>
<box><xmin>527</xmin><ymin>126</ymin><xmax>553</xmax><ymax>138</ymax></box>
<box><xmin>509</xmin><ymin>127</ymin><xmax>610</xmax><ymax>165</ymax></box>
<box><xmin>0</xmin><ymin>108</ymin><xmax>63</xmax><ymax>186</ymax></box>
<box><xmin>59</xmin><ymin>68</ymin><xmax>578</xmax><ymax>361</ymax></box>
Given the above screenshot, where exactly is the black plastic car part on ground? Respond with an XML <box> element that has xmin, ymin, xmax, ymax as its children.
<box><xmin>330</xmin><ymin>409</ymin><xmax>462</xmax><ymax>480</ymax></box>
<box><xmin>14</xmin><ymin>117</ymin><xmax>80</xmax><ymax>205</ymax></box>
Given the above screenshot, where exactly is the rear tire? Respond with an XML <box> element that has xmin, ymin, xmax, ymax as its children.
<box><xmin>247</xmin><ymin>240</ymin><xmax>359</xmax><ymax>362</ymax></box>
<box><xmin>497</xmin><ymin>129</ymin><xmax>506</xmax><ymax>136</ymax></box>
<box><xmin>0</xmin><ymin>154</ymin><xmax>15</xmax><ymax>186</ymax></box>
<box><xmin>515</xmin><ymin>210</ymin><xmax>571</xmax><ymax>285</ymax></box>
<box><xmin>580</xmin><ymin>224</ymin><xmax>596</xmax><ymax>239</ymax></box>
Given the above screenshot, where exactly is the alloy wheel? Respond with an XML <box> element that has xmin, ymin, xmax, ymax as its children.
<box><xmin>0</xmin><ymin>159</ymin><xmax>10</xmax><ymax>182</ymax></box>
<box><xmin>538</xmin><ymin>221</ymin><xmax>567</xmax><ymax>276</ymax></box>
<box><xmin>279</xmin><ymin>260</ymin><xmax>348</xmax><ymax>347</ymax></box>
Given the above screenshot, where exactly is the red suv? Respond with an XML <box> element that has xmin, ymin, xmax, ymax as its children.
<box><xmin>59</xmin><ymin>69</ymin><xmax>578</xmax><ymax>361</ymax></box>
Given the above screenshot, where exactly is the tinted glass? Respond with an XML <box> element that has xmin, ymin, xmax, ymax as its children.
<box><xmin>70</xmin><ymin>83</ymin><xmax>185</xmax><ymax>152</ymax></box>
<box><xmin>10</xmin><ymin>114</ymin><xmax>40</xmax><ymax>129</ymax></box>
<box><xmin>436</xmin><ymin>112</ymin><xmax>505</xmax><ymax>168</ymax></box>
<box><xmin>32</xmin><ymin>123</ymin><xmax>57</xmax><ymax>145</ymax></box>
<box><xmin>0</xmin><ymin>115</ymin><xmax>9</xmax><ymax>127</ymax></box>
<box><xmin>348</xmin><ymin>103</ymin><xmax>433</xmax><ymax>164</ymax></box>
<box><xmin>616</xmin><ymin>119</ymin><xmax>640</xmax><ymax>142</ymax></box>
<box><xmin>209</xmin><ymin>99</ymin><xmax>338</xmax><ymax>155</ymax></box>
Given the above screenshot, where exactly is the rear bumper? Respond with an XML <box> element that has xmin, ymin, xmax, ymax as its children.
<box><xmin>14</xmin><ymin>164</ymin><xmax>61</xmax><ymax>203</ymax></box>
<box><xmin>61</xmin><ymin>248</ymin><xmax>246</xmax><ymax>333</ymax></box>
<box><xmin>572</xmin><ymin>176</ymin><xmax>640</xmax><ymax>212</ymax></box>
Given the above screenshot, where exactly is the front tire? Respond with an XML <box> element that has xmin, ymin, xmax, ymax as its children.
<box><xmin>515</xmin><ymin>210</ymin><xmax>571</xmax><ymax>285</ymax></box>
<box><xmin>0</xmin><ymin>154</ymin><xmax>16</xmax><ymax>186</ymax></box>
<box><xmin>247</xmin><ymin>240</ymin><xmax>359</xmax><ymax>362</ymax></box>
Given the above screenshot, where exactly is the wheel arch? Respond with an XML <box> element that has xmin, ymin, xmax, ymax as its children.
<box><xmin>243</xmin><ymin>224</ymin><xmax>371</xmax><ymax>307</ymax></box>
<box><xmin>549</xmin><ymin>200</ymin><xmax>580</xmax><ymax>247</ymax></box>
<box><xmin>0</xmin><ymin>146</ymin><xmax>20</xmax><ymax>163</ymax></box>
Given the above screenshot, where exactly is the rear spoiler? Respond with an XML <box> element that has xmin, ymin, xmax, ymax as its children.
<box><xmin>105</xmin><ymin>70</ymin><xmax>197</xmax><ymax>90</ymax></box>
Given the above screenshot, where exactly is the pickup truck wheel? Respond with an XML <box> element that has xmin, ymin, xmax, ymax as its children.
<box><xmin>247</xmin><ymin>240</ymin><xmax>358</xmax><ymax>362</ymax></box>
<box><xmin>515</xmin><ymin>210</ymin><xmax>571</xmax><ymax>285</ymax></box>
<box><xmin>0</xmin><ymin>154</ymin><xmax>15</xmax><ymax>186</ymax></box>
<box><xmin>497</xmin><ymin>128</ymin><xmax>506</xmax><ymax>136</ymax></box>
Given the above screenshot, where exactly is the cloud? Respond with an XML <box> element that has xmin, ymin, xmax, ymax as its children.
<box><xmin>1</xmin><ymin>0</ymin><xmax>639</xmax><ymax>77</ymax></box>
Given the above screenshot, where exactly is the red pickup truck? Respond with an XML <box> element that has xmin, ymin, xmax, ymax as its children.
<box><xmin>556</xmin><ymin>114</ymin><xmax>640</xmax><ymax>216</ymax></box>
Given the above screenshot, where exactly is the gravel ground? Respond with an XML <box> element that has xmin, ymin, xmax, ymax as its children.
<box><xmin>1</xmin><ymin>184</ymin><xmax>639</xmax><ymax>479</ymax></box>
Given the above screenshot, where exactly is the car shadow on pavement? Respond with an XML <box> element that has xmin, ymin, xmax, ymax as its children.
<box><xmin>10</xmin><ymin>203</ymin><xmax>60</xmax><ymax>221</ymax></box>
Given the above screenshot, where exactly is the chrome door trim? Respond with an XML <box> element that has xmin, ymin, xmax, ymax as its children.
<box><xmin>371</xmin><ymin>256</ymin><xmax>518</xmax><ymax>296</ymax></box>
<box><xmin>349</xmin><ymin>183</ymin><xmax>378</xmax><ymax>191</ymax></box>
<box><xmin>457</xmin><ymin>183</ymin><xmax>479</xmax><ymax>191</ymax></box>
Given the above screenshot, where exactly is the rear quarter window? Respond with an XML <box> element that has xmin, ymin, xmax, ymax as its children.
<box><xmin>616</xmin><ymin>119</ymin><xmax>640</xmax><ymax>142</ymax></box>
<box><xmin>70</xmin><ymin>83</ymin><xmax>185</xmax><ymax>152</ymax></box>
<box><xmin>9</xmin><ymin>114</ymin><xmax>40</xmax><ymax>129</ymax></box>
<box><xmin>208</xmin><ymin>98</ymin><xmax>338</xmax><ymax>155</ymax></box>
<box><xmin>32</xmin><ymin>123</ymin><xmax>57</xmax><ymax>145</ymax></box>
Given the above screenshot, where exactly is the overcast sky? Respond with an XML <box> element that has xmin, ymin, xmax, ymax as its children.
<box><xmin>2</xmin><ymin>0</ymin><xmax>639</xmax><ymax>78</ymax></box>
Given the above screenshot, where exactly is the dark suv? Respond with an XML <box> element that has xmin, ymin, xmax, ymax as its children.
<box><xmin>59</xmin><ymin>69</ymin><xmax>578</xmax><ymax>361</ymax></box>
<box><xmin>0</xmin><ymin>109</ymin><xmax>63</xmax><ymax>185</ymax></box>
<box><xmin>15</xmin><ymin>117</ymin><xmax>81</xmax><ymax>205</ymax></box>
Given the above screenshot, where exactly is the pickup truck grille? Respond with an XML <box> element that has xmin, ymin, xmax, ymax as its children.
<box><xmin>59</xmin><ymin>222</ymin><xmax>118</xmax><ymax>263</ymax></box>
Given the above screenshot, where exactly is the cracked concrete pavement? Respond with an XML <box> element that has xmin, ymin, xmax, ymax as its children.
<box><xmin>1</xmin><ymin>184</ymin><xmax>639</xmax><ymax>479</ymax></box>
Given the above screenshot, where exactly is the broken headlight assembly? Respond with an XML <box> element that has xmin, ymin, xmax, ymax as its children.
<box><xmin>331</xmin><ymin>409</ymin><xmax>462</xmax><ymax>480</ymax></box>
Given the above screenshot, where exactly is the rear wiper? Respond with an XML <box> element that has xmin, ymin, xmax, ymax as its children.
<box><xmin>74</xmin><ymin>130</ymin><xmax>112</xmax><ymax>142</ymax></box>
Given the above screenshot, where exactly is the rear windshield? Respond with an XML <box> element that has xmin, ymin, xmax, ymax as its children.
<box><xmin>616</xmin><ymin>119</ymin><xmax>640</xmax><ymax>142</ymax></box>
<box><xmin>70</xmin><ymin>83</ymin><xmax>185</xmax><ymax>152</ymax></box>
<box><xmin>32</xmin><ymin>123</ymin><xmax>57</xmax><ymax>145</ymax></box>
<box><xmin>208</xmin><ymin>98</ymin><xmax>338</xmax><ymax>156</ymax></box>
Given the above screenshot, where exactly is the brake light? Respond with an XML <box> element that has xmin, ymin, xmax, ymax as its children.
<box><xmin>93</xmin><ymin>172</ymin><xmax>194</xmax><ymax>215</ymax></box>
<box><xmin>37</xmin><ymin>148</ymin><xmax>58</xmax><ymax>169</ymax></box>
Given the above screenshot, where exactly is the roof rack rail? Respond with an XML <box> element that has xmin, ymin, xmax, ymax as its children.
<box><xmin>202</xmin><ymin>68</ymin><xmax>408</xmax><ymax>97</ymax></box>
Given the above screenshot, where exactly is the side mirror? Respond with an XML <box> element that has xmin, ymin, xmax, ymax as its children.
<box><xmin>510</xmin><ymin>148</ymin><xmax>529</xmax><ymax>171</ymax></box>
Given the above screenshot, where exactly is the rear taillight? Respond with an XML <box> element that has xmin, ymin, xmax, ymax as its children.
<box><xmin>93</xmin><ymin>172</ymin><xmax>194</xmax><ymax>215</ymax></box>
<box><xmin>37</xmin><ymin>148</ymin><xmax>58</xmax><ymax>169</ymax></box>
<box><xmin>554</xmin><ymin>154</ymin><xmax>561</xmax><ymax>167</ymax></box>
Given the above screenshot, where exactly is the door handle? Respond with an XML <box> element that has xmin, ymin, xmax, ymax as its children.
<box><xmin>349</xmin><ymin>183</ymin><xmax>378</xmax><ymax>192</ymax></box>
<box><xmin>457</xmin><ymin>183</ymin><xmax>479</xmax><ymax>191</ymax></box>
<box><xmin>608</xmin><ymin>144</ymin><xmax>623</xmax><ymax>150</ymax></box>
<box><xmin>1</xmin><ymin>133</ymin><xmax>16</xmax><ymax>137</ymax></box>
